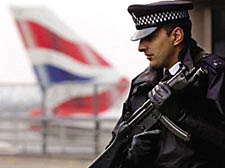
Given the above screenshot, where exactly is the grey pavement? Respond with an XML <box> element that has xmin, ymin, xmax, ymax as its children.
<box><xmin>0</xmin><ymin>155</ymin><xmax>93</xmax><ymax>168</ymax></box>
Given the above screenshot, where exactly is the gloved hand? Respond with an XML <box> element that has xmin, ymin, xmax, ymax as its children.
<box><xmin>124</xmin><ymin>129</ymin><xmax>160</xmax><ymax>168</ymax></box>
<box><xmin>148</xmin><ymin>81</ymin><xmax>171</xmax><ymax>109</ymax></box>
<box><xmin>148</xmin><ymin>81</ymin><xmax>185</xmax><ymax>121</ymax></box>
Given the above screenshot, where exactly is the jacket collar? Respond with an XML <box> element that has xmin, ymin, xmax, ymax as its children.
<box><xmin>181</xmin><ymin>48</ymin><xmax>194</xmax><ymax>70</ymax></box>
<box><xmin>132</xmin><ymin>66</ymin><xmax>163</xmax><ymax>88</ymax></box>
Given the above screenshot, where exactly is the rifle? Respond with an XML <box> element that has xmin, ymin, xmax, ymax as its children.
<box><xmin>88</xmin><ymin>65</ymin><xmax>208</xmax><ymax>168</ymax></box>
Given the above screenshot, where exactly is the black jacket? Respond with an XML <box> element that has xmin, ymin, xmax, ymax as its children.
<box><xmin>109</xmin><ymin>40</ymin><xmax>225</xmax><ymax>168</ymax></box>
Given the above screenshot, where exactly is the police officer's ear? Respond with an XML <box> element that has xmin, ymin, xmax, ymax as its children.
<box><xmin>171</xmin><ymin>27</ymin><xmax>184</xmax><ymax>46</ymax></box>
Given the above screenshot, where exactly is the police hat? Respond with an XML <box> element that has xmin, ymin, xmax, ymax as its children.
<box><xmin>128</xmin><ymin>1</ymin><xmax>193</xmax><ymax>41</ymax></box>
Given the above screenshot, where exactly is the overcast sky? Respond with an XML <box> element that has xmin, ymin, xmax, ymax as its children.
<box><xmin>0</xmin><ymin>0</ymin><xmax>160</xmax><ymax>83</ymax></box>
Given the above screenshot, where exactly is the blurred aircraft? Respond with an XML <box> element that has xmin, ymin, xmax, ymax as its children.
<box><xmin>10</xmin><ymin>6</ymin><xmax>129</xmax><ymax>119</ymax></box>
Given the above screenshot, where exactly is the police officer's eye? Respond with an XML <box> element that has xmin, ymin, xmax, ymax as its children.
<box><xmin>145</xmin><ymin>32</ymin><xmax>158</xmax><ymax>42</ymax></box>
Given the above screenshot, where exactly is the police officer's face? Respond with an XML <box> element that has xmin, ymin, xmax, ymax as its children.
<box><xmin>138</xmin><ymin>27</ymin><xmax>179</xmax><ymax>69</ymax></box>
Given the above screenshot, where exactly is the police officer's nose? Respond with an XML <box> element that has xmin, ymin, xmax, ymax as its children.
<box><xmin>138</xmin><ymin>40</ymin><xmax>147</xmax><ymax>52</ymax></box>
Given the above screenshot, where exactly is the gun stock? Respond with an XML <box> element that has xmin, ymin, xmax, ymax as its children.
<box><xmin>88</xmin><ymin>123</ymin><xmax>130</xmax><ymax>168</ymax></box>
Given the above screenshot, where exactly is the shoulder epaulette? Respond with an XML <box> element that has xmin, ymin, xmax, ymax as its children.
<box><xmin>200</xmin><ymin>53</ymin><xmax>225</xmax><ymax>71</ymax></box>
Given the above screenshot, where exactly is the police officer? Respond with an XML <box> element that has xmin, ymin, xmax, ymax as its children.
<box><xmin>109</xmin><ymin>1</ymin><xmax>225</xmax><ymax>168</ymax></box>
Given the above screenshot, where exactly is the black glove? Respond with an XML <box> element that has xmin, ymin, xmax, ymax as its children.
<box><xmin>148</xmin><ymin>81</ymin><xmax>185</xmax><ymax>121</ymax></box>
<box><xmin>148</xmin><ymin>81</ymin><xmax>171</xmax><ymax>109</ymax></box>
<box><xmin>124</xmin><ymin>129</ymin><xmax>160</xmax><ymax>168</ymax></box>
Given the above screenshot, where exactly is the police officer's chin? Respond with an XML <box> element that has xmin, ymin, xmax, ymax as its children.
<box><xmin>149</xmin><ymin>62</ymin><xmax>163</xmax><ymax>70</ymax></box>
<box><xmin>149</xmin><ymin>62</ymin><xmax>157</xmax><ymax>69</ymax></box>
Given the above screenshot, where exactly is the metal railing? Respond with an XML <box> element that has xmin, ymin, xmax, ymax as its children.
<box><xmin>0</xmin><ymin>83</ymin><xmax>127</xmax><ymax>158</ymax></box>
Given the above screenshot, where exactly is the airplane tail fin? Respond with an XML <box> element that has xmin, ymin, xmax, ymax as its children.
<box><xmin>11</xmin><ymin>6</ymin><xmax>129</xmax><ymax>117</ymax></box>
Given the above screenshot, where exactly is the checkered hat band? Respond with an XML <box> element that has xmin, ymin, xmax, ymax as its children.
<box><xmin>132</xmin><ymin>10</ymin><xmax>189</xmax><ymax>27</ymax></box>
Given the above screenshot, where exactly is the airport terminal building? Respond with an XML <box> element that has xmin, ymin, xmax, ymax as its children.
<box><xmin>182</xmin><ymin>0</ymin><xmax>225</xmax><ymax>56</ymax></box>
